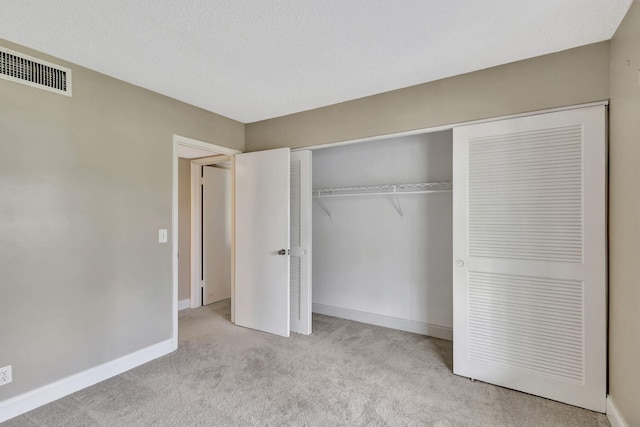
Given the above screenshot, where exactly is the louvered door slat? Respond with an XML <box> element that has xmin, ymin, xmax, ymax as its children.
<box><xmin>289</xmin><ymin>151</ymin><xmax>312</xmax><ymax>335</ymax></box>
<box><xmin>468</xmin><ymin>122</ymin><xmax>583</xmax><ymax>263</ymax></box>
<box><xmin>290</xmin><ymin>160</ymin><xmax>302</xmax><ymax>321</ymax></box>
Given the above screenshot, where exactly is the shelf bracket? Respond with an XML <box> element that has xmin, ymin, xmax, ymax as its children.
<box><xmin>392</xmin><ymin>185</ymin><xmax>403</xmax><ymax>217</ymax></box>
<box><xmin>315</xmin><ymin>193</ymin><xmax>332</xmax><ymax>219</ymax></box>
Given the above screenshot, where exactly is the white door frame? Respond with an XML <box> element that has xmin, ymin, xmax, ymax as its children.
<box><xmin>295</xmin><ymin>100</ymin><xmax>609</xmax><ymax>152</ymax></box>
<box><xmin>172</xmin><ymin>135</ymin><xmax>240</xmax><ymax>349</ymax></box>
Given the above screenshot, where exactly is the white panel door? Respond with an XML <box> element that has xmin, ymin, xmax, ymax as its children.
<box><xmin>453</xmin><ymin>106</ymin><xmax>606</xmax><ymax>412</ymax></box>
<box><xmin>290</xmin><ymin>150</ymin><xmax>312</xmax><ymax>335</ymax></box>
<box><xmin>202</xmin><ymin>165</ymin><xmax>232</xmax><ymax>305</ymax></box>
<box><xmin>235</xmin><ymin>148</ymin><xmax>290</xmax><ymax>337</ymax></box>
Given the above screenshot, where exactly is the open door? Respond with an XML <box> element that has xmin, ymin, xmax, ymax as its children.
<box><xmin>453</xmin><ymin>106</ymin><xmax>606</xmax><ymax>411</ymax></box>
<box><xmin>202</xmin><ymin>164</ymin><xmax>232</xmax><ymax>305</ymax></box>
<box><xmin>235</xmin><ymin>148</ymin><xmax>291</xmax><ymax>337</ymax></box>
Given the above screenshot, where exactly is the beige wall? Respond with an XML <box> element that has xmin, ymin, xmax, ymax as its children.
<box><xmin>608</xmin><ymin>2</ymin><xmax>640</xmax><ymax>425</ymax></box>
<box><xmin>178</xmin><ymin>158</ymin><xmax>192</xmax><ymax>301</ymax></box>
<box><xmin>245</xmin><ymin>42</ymin><xmax>610</xmax><ymax>151</ymax></box>
<box><xmin>0</xmin><ymin>38</ymin><xmax>243</xmax><ymax>401</ymax></box>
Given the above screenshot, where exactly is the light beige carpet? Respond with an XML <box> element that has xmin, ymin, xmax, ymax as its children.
<box><xmin>3</xmin><ymin>300</ymin><xmax>609</xmax><ymax>426</ymax></box>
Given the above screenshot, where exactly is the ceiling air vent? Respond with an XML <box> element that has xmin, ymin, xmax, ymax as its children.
<box><xmin>0</xmin><ymin>46</ymin><xmax>72</xmax><ymax>96</ymax></box>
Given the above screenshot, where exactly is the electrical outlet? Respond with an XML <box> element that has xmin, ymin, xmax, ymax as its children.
<box><xmin>0</xmin><ymin>365</ymin><xmax>12</xmax><ymax>386</ymax></box>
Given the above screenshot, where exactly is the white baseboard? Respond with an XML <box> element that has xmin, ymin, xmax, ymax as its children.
<box><xmin>0</xmin><ymin>338</ymin><xmax>175</xmax><ymax>424</ymax></box>
<box><xmin>607</xmin><ymin>395</ymin><xmax>629</xmax><ymax>427</ymax></box>
<box><xmin>178</xmin><ymin>298</ymin><xmax>191</xmax><ymax>311</ymax></box>
<box><xmin>312</xmin><ymin>303</ymin><xmax>453</xmax><ymax>341</ymax></box>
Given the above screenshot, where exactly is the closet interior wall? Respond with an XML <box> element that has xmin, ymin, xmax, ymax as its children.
<box><xmin>312</xmin><ymin>130</ymin><xmax>453</xmax><ymax>339</ymax></box>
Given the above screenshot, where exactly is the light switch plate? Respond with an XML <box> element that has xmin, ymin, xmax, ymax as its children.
<box><xmin>158</xmin><ymin>229</ymin><xmax>168</xmax><ymax>243</ymax></box>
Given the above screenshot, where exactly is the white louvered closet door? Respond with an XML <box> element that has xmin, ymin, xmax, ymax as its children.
<box><xmin>290</xmin><ymin>150</ymin><xmax>312</xmax><ymax>335</ymax></box>
<box><xmin>452</xmin><ymin>106</ymin><xmax>606</xmax><ymax>412</ymax></box>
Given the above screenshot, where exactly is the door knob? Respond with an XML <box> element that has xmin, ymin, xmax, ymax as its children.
<box><xmin>278</xmin><ymin>249</ymin><xmax>288</xmax><ymax>255</ymax></box>
<box><xmin>456</xmin><ymin>260</ymin><xmax>465</xmax><ymax>268</ymax></box>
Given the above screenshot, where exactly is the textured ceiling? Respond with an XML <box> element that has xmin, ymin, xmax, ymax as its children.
<box><xmin>0</xmin><ymin>1</ymin><xmax>632</xmax><ymax>123</ymax></box>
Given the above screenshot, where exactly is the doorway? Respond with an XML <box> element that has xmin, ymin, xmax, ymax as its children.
<box><xmin>201</xmin><ymin>162</ymin><xmax>232</xmax><ymax>306</ymax></box>
<box><xmin>172</xmin><ymin>135</ymin><xmax>240</xmax><ymax>347</ymax></box>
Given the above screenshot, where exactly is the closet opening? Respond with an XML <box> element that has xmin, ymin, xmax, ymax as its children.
<box><xmin>310</xmin><ymin>129</ymin><xmax>453</xmax><ymax>340</ymax></box>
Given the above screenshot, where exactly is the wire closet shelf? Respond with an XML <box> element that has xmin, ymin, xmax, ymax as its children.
<box><xmin>312</xmin><ymin>181</ymin><xmax>452</xmax><ymax>197</ymax></box>
<box><xmin>312</xmin><ymin>181</ymin><xmax>452</xmax><ymax>218</ymax></box>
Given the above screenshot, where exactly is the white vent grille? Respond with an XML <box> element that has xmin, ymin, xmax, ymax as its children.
<box><xmin>0</xmin><ymin>46</ymin><xmax>72</xmax><ymax>96</ymax></box>
<box><xmin>468</xmin><ymin>125</ymin><xmax>583</xmax><ymax>263</ymax></box>
<box><xmin>468</xmin><ymin>271</ymin><xmax>585</xmax><ymax>383</ymax></box>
